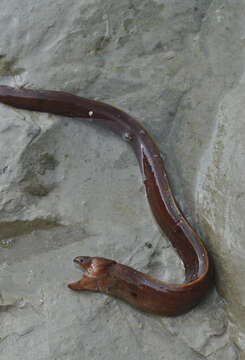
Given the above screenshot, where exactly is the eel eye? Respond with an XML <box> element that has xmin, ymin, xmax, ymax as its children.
<box><xmin>73</xmin><ymin>256</ymin><xmax>90</xmax><ymax>264</ymax></box>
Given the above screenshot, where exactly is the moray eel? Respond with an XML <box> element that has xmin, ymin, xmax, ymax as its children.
<box><xmin>0</xmin><ymin>86</ymin><xmax>213</xmax><ymax>315</ymax></box>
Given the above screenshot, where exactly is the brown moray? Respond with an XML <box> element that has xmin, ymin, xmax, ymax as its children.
<box><xmin>0</xmin><ymin>86</ymin><xmax>213</xmax><ymax>315</ymax></box>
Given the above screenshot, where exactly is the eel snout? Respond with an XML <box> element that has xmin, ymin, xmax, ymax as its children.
<box><xmin>73</xmin><ymin>256</ymin><xmax>91</xmax><ymax>268</ymax></box>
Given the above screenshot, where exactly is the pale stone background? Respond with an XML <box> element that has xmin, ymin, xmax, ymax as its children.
<box><xmin>0</xmin><ymin>0</ymin><xmax>244</xmax><ymax>359</ymax></box>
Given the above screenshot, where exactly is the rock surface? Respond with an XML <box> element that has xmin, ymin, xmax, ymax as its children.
<box><xmin>0</xmin><ymin>0</ymin><xmax>244</xmax><ymax>359</ymax></box>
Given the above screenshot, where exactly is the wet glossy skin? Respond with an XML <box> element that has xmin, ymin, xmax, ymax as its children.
<box><xmin>0</xmin><ymin>86</ymin><xmax>213</xmax><ymax>315</ymax></box>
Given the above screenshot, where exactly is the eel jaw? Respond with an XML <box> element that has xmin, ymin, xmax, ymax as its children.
<box><xmin>67</xmin><ymin>280</ymin><xmax>83</xmax><ymax>290</ymax></box>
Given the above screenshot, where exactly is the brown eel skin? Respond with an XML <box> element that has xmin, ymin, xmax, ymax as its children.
<box><xmin>0</xmin><ymin>86</ymin><xmax>213</xmax><ymax>316</ymax></box>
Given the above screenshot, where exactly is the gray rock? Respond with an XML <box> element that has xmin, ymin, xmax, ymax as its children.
<box><xmin>0</xmin><ymin>0</ymin><xmax>243</xmax><ymax>359</ymax></box>
<box><xmin>197</xmin><ymin>83</ymin><xmax>245</xmax><ymax>357</ymax></box>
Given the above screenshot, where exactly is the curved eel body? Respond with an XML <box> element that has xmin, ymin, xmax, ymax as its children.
<box><xmin>0</xmin><ymin>86</ymin><xmax>213</xmax><ymax>316</ymax></box>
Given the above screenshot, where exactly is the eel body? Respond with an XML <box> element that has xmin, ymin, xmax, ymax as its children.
<box><xmin>0</xmin><ymin>86</ymin><xmax>213</xmax><ymax>316</ymax></box>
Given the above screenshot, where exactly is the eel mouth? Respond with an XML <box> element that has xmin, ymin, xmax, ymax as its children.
<box><xmin>67</xmin><ymin>256</ymin><xmax>92</xmax><ymax>290</ymax></box>
<box><xmin>68</xmin><ymin>256</ymin><xmax>116</xmax><ymax>291</ymax></box>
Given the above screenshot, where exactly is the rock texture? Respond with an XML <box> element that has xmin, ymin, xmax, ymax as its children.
<box><xmin>0</xmin><ymin>0</ymin><xmax>244</xmax><ymax>359</ymax></box>
<box><xmin>197</xmin><ymin>83</ymin><xmax>245</xmax><ymax>357</ymax></box>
